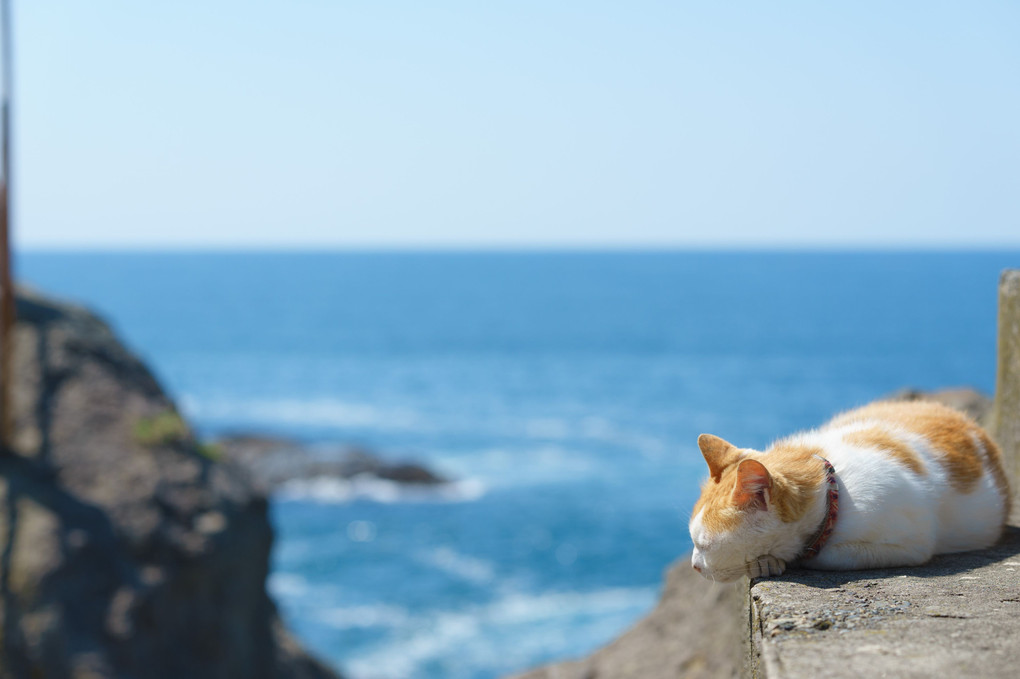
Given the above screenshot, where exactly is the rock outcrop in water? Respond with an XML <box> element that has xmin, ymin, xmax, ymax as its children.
<box><xmin>1</xmin><ymin>289</ymin><xmax>339</xmax><ymax>679</ymax></box>
<box><xmin>213</xmin><ymin>434</ymin><xmax>448</xmax><ymax>492</ymax></box>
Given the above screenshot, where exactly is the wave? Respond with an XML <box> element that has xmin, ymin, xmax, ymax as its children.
<box><xmin>267</xmin><ymin>572</ymin><xmax>311</xmax><ymax>598</ymax></box>
<box><xmin>435</xmin><ymin>445</ymin><xmax>601</xmax><ymax>488</ymax></box>
<box><xmin>342</xmin><ymin>586</ymin><xmax>657</xmax><ymax>679</ymax></box>
<box><xmin>182</xmin><ymin>393</ymin><xmax>672</xmax><ymax>490</ymax></box>
<box><xmin>182</xmin><ymin>395</ymin><xmax>667</xmax><ymax>456</ymax></box>
<box><xmin>275</xmin><ymin>475</ymin><xmax>486</xmax><ymax>504</ymax></box>
<box><xmin>316</xmin><ymin>604</ymin><xmax>412</xmax><ymax>630</ymax></box>
<box><xmin>180</xmin><ymin>395</ymin><xmax>423</xmax><ymax>431</ymax></box>
<box><xmin>269</xmin><ymin>574</ymin><xmax>413</xmax><ymax>630</ymax></box>
<box><xmin>414</xmin><ymin>547</ymin><xmax>496</xmax><ymax>585</ymax></box>
<box><xmin>483</xmin><ymin>587</ymin><xmax>657</xmax><ymax>625</ymax></box>
<box><xmin>525</xmin><ymin>415</ymin><xmax>667</xmax><ymax>456</ymax></box>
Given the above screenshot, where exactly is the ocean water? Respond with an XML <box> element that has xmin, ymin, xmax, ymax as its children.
<box><xmin>18</xmin><ymin>251</ymin><xmax>1017</xmax><ymax>678</ymax></box>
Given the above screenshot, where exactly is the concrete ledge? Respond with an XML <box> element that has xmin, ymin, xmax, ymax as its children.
<box><xmin>748</xmin><ymin>525</ymin><xmax>1020</xmax><ymax>678</ymax></box>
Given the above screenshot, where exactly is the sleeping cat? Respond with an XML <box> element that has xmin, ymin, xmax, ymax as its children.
<box><xmin>689</xmin><ymin>400</ymin><xmax>1011</xmax><ymax>582</ymax></box>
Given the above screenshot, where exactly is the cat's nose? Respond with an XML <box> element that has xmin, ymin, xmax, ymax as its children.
<box><xmin>692</xmin><ymin>564</ymin><xmax>702</xmax><ymax>573</ymax></box>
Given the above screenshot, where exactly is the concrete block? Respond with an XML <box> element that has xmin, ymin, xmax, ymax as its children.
<box><xmin>992</xmin><ymin>270</ymin><xmax>1020</xmax><ymax>519</ymax></box>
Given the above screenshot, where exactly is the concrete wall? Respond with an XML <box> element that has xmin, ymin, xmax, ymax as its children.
<box><xmin>992</xmin><ymin>269</ymin><xmax>1020</xmax><ymax>520</ymax></box>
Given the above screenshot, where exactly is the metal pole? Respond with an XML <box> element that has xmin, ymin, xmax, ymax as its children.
<box><xmin>0</xmin><ymin>0</ymin><xmax>14</xmax><ymax>453</ymax></box>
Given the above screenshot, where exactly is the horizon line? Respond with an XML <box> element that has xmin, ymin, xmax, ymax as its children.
<box><xmin>14</xmin><ymin>242</ymin><xmax>1020</xmax><ymax>255</ymax></box>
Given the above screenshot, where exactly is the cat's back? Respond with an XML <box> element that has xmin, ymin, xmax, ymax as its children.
<box><xmin>818</xmin><ymin>399</ymin><xmax>1010</xmax><ymax>550</ymax></box>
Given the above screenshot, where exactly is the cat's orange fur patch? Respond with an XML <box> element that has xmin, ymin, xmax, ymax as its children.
<box><xmin>842</xmin><ymin>427</ymin><xmax>926</xmax><ymax>476</ymax></box>
<box><xmin>834</xmin><ymin>400</ymin><xmax>987</xmax><ymax>494</ymax></box>
<box><xmin>760</xmin><ymin>444</ymin><xmax>826</xmax><ymax>523</ymax></box>
<box><xmin>692</xmin><ymin>465</ymin><xmax>745</xmax><ymax>534</ymax></box>
<box><xmin>692</xmin><ymin>443</ymin><xmax>824</xmax><ymax>532</ymax></box>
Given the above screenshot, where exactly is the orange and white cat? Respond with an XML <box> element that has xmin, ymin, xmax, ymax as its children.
<box><xmin>689</xmin><ymin>400</ymin><xmax>1011</xmax><ymax>582</ymax></box>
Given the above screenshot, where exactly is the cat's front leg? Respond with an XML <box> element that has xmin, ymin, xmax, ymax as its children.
<box><xmin>747</xmin><ymin>555</ymin><xmax>786</xmax><ymax>579</ymax></box>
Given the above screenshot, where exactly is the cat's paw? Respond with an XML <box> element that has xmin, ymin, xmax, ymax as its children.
<box><xmin>747</xmin><ymin>555</ymin><xmax>786</xmax><ymax>579</ymax></box>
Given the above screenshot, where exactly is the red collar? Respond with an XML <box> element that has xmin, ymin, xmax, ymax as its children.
<box><xmin>799</xmin><ymin>456</ymin><xmax>839</xmax><ymax>560</ymax></box>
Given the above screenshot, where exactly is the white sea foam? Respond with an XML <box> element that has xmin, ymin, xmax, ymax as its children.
<box><xmin>518</xmin><ymin>414</ymin><xmax>666</xmax><ymax>454</ymax></box>
<box><xmin>183</xmin><ymin>394</ymin><xmax>667</xmax><ymax>456</ymax></box>
<box><xmin>415</xmin><ymin>547</ymin><xmax>496</xmax><ymax>585</ymax></box>
<box><xmin>343</xmin><ymin>586</ymin><xmax>657</xmax><ymax>679</ymax></box>
<box><xmin>275</xmin><ymin>475</ymin><xmax>486</xmax><ymax>504</ymax></box>
<box><xmin>576</xmin><ymin>416</ymin><xmax>667</xmax><ymax>457</ymax></box>
<box><xmin>267</xmin><ymin>572</ymin><xmax>311</xmax><ymax>598</ymax></box>
<box><xmin>484</xmin><ymin>587</ymin><xmax>656</xmax><ymax>626</ymax></box>
<box><xmin>181</xmin><ymin>395</ymin><xmax>423</xmax><ymax>431</ymax></box>
<box><xmin>440</xmin><ymin>445</ymin><xmax>599</xmax><ymax>487</ymax></box>
<box><xmin>316</xmin><ymin>604</ymin><xmax>412</xmax><ymax>630</ymax></box>
<box><xmin>523</xmin><ymin>417</ymin><xmax>572</xmax><ymax>439</ymax></box>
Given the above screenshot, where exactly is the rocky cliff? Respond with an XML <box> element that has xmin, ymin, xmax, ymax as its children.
<box><xmin>0</xmin><ymin>289</ymin><xmax>339</xmax><ymax>679</ymax></box>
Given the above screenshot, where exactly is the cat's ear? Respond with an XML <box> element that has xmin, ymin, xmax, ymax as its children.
<box><xmin>733</xmin><ymin>459</ymin><xmax>771</xmax><ymax>511</ymax></box>
<box><xmin>698</xmin><ymin>434</ymin><xmax>741</xmax><ymax>482</ymax></box>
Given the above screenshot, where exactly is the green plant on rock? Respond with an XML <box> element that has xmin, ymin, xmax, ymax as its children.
<box><xmin>133</xmin><ymin>411</ymin><xmax>190</xmax><ymax>447</ymax></box>
<box><xmin>197</xmin><ymin>442</ymin><xmax>223</xmax><ymax>461</ymax></box>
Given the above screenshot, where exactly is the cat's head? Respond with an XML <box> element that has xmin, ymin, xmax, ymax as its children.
<box><xmin>688</xmin><ymin>434</ymin><xmax>784</xmax><ymax>582</ymax></box>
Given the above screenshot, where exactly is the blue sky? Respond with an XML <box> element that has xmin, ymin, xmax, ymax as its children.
<box><xmin>12</xmin><ymin>1</ymin><xmax>1020</xmax><ymax>249</ymax></box>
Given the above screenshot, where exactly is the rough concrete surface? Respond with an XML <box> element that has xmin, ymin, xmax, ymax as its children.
<box><xmin>749</xmin><ymin>525</ymin><xmax>1020</xmax><ymax>679</ymax></box>
<box><xmin>992</xmin><ymin>269</ymin><xmax>1020</xmax><ymax>509</ymax></box>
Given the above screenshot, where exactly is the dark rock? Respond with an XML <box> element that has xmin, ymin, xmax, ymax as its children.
<box><xmin>213</xmin><ymin>436</ymin><xmax>448</xmax><ymax>491</ymax></box>
<box><xmin>2</xmin><ymin>288</ymin><xmax>340</xmax><ymax>679</ymax></box>
<box><xmin>886</xmin><ymin>387</ymin><xmax>993</xmax><ymax>425</ymax></box>
<box><xmin>376</xmin><ymin>462</ymin><xmax>445</xmax><ymax>485</ymax></box>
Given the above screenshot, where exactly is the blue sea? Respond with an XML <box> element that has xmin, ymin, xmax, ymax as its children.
<box><xmin>18</xmin><ymin>251</ymin><xmax>1017</xmax><ymax>679</ymax></box>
